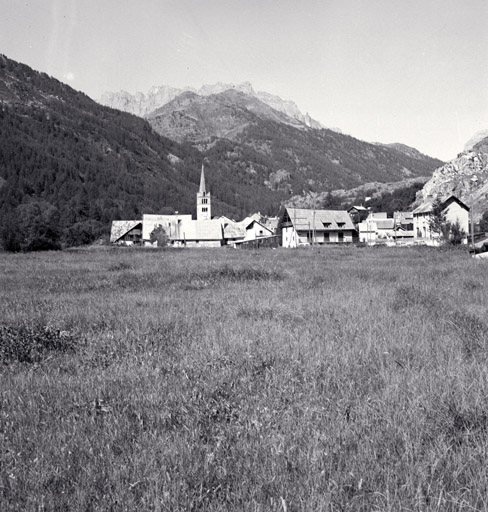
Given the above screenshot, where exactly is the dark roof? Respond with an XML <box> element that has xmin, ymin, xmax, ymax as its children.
<box><xmin>348</xmin><ymin>205</ymin><xmax>369</xmax><ymax>212</ymax></box>
<box><xmin>412</xmin><ymin>195</ymin><xmax>470</xmax><ymax>215</ymax></box>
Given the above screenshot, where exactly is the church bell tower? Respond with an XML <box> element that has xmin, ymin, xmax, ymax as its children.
<box><xmin>197</xmin><ymin>163</ymin><xmax>211</xmax><ymax>221</ymax></box>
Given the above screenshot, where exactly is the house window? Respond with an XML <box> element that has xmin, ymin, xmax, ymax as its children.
<box><xmin>337</xmin><ymin>222</ymin><xmax>345</xmax><ymax>228</ymax></box>
<box><xmin>338</xmin><ymin>232</ymin><xmax>344</xmax><ymax>242</ymax></box>
<box><xmin>324</xmin><ymin>233</ymin><xmax>330</xmax><ymax>242</ymax></box>
<box><xmin>323</xmin><ymin>222</ymin><xmax>331</xmax><ymax>228</ymax></box>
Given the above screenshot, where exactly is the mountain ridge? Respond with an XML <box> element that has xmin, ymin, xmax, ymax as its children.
<box><xmin>146</xmin><ymin>89</ymin><xmax>307</xmax><ymax>143</ymax></box>
<box><xmin>100</xmin><ymin>81</ymin><xmax>324</xmax><ymax>129</ymax></box>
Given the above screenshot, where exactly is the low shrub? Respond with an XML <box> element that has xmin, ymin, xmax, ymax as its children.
<box><xmin>195</xmin><ymin>265</ymin><xmax>283</xmax><ymax>283</ymax></box>
<box><xmin>107</xmin><ymin>261</ymin><xmax>133</xmax><ymax>272</ymax></box>
<box><xmin>0</xmin><ymin>322</ymin><xmax>77</xmax><ymax>364</ymax></box>
<box><xmin>449</xmin><ymin>310</ymin><xmax>488</xmax><ymax>357</ymax></box>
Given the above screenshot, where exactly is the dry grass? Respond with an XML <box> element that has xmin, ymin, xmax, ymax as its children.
<box><xmin>1</xmin><ymin>245</ymin><xmax>488</xmax><ymax>511</ymax></box>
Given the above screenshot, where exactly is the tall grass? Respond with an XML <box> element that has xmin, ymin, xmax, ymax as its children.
<box><xmin>1</xmin><ymin>245</ymin><xmax>488</xmax><ymax>510</ymax></box>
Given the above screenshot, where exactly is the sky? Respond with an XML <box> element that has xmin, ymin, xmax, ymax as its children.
<box><xmin>1</xmin><ymin>0</ymin><xmax>487</xmax><ymax>161</ymax></box>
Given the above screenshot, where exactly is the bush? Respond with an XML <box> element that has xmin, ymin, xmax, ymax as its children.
<box><xmin>1</xmin><ymin>199</ymin><xmax>61</xmax><ymax>252</ymax></box>
<box><xmin>447</xmin><ymin>220</ymin><xmax>465</xmax><ymax>245</ymax></box>
<box><xmin>63</xmin><ymin>220</ymin><xmax>104</xmax><ymax>247</ymax></box>
<box><xmin>149</xmin><ymin>224</ymin><xmax>169</xmax><ymax>247</ymax></box>
<box><xmin>186</xmin><ymin>265</ymin><xmax>283</xmax><ymax>288</ymax></box>
<box><xmin>479</xmin><ymin>210</ymin><xmax>488</xmax><ymax>233</ymax></box>
<box><xmin>0</xmin><ymin>322</ymin><xmax>77</xmax><ymax>364</ymax></box>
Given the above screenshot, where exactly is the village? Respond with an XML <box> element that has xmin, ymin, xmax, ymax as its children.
<box><xmin>110</xmin><ymin>164</ymin><xmax>474</xmax><ymax>250</ymax></box>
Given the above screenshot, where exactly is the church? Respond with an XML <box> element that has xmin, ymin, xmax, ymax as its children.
<box><xmin>110</xmin><ymin>164</ymin><xmax>275</xmax><ymax>247</ymax></box>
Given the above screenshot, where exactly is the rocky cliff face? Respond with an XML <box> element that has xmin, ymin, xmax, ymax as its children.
<box><xmin>416</xmin><ymin>136</ymin><xmax>488</xmax><ymax>219</ymax></box>
<box><xmin>100</xmin><ymin>82</ymin><xmax>324</xmax><ymax>128</ymax></box>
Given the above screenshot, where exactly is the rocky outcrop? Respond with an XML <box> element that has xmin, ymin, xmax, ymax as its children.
<box><xmin>146</xmin><ymin>89</ymin><xmax>306</xmax><ymax>143</ymax></box>
<box><xmin>100</xmin><ymin>86</ymin><xmax>184</xmax><ymax>118</ymax></box>
<box><xmin>416</xmin><ymin>137</ymin><xmax>488</xmax><ymax>219</ymax></box>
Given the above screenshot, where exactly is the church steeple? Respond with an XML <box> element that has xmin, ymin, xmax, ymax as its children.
<box><xmin>197</xmin><ymin>163</ymin><xmax>211</xmax><ymax>221</ymax></box>
<box><xmin>199</xmin><ymin>163</ymin><xmax>206</xmax><ymax>194</ymax></box>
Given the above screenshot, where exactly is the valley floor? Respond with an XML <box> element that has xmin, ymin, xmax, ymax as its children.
<box><xmin>1</xmin><ymin>246</ymin><xmax>488</xmax><ymax>511</ymax></box>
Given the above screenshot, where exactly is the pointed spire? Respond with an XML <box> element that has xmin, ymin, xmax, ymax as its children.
<box><xmin>199</xmin><ymin>163</ymin><xmax>206</xmax><ymax>194</ymax></box>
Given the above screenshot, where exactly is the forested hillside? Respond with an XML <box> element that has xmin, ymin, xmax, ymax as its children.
<box><xmin>0</xmin><ymin>56</ymin><xmax>246</xmax><ymax>248</ymax></box>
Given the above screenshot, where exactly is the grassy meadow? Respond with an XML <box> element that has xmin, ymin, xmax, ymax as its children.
<box><xmin>1</xmin><ymin>245</ymin><xmax>488</xmax><ymax>511</ymax></box>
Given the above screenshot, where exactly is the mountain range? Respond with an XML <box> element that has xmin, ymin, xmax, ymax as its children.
<box><xmin>100</xmin><ymin>82</ymin><xmax>324</xmax><ymax>129</ymax></box>
<box><xmin>0</xmin><ymin>54</ymin><xmax>448</xmax><ymax>247</ymax></box>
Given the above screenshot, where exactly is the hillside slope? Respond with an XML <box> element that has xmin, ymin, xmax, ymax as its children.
<box><xmin>0</xmin><ymin>55</ymin><xmax>248</xmax><ymax>245</ymax></box>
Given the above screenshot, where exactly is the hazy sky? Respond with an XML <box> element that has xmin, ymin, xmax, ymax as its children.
<box><xmin>2</xmin><ymin>0</ymin><xmax>487</xmax><ymax>160</ymax></box>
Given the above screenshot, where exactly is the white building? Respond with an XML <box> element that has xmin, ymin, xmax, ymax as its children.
<box><xmin>142</xmin><ymin>213</ymin><xmax>192</xmax><ymax>242</ymax></box>
<box><xmin>412</xmin><ymin>195</ymin><xmax>470</xmax><ymax>243</ymax></box>
<box><xmin>280</xmin><ymin>207</ymin><xmax>357</xmax><ymax>248</ymax></box>
<box><xmin>230</xmin><ymin>219</ymin><xmax>275</xmax><ymax>248</ymax></box>
<box><xmin>173</xmin><ymin>219</ymin><xmax>225</xmax><ymax>247</ymax></box>
<box><xmin>357</xmin><ymin>213</ymin><xmax>393</xmax><ymax>243</ymax></box>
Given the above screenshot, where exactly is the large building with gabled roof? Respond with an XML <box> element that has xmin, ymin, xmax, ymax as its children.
<box><xmin>279</xmin><ymin>207</ymin><xmax>357</xmax><ymax>247</ymax></box>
